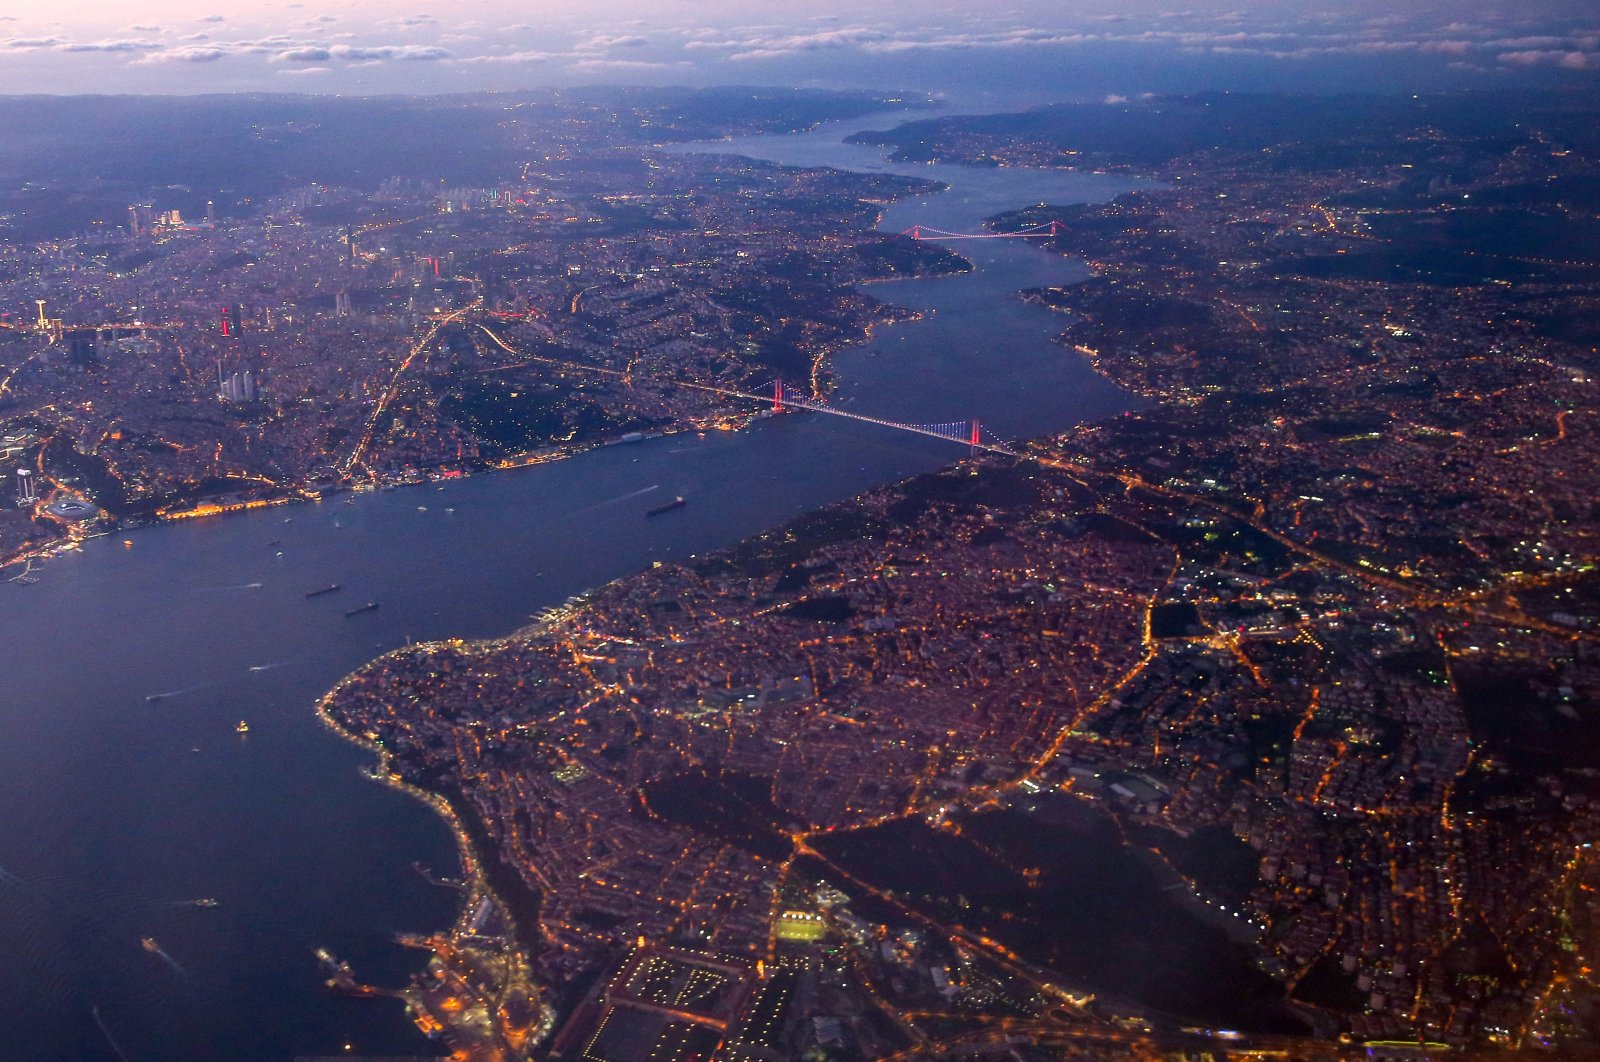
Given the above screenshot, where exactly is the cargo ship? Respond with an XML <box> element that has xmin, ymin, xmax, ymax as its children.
<box><xmin>305</xmin><ymin>583</ymin><xmax>341</xmax><ymax>598</ymax></box>
<box><xmin>344</xmin><ymin>602</ymin><xmax>379</xmax><ymax>618</ymax></box>
<box><xmin>646</xmin><ymin>496</ymin><xmax>687</xmax><ymax>517</ymax></box>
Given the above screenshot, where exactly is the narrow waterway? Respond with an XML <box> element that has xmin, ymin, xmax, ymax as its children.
<box><xmin>0</xmin><ymin>113</ymin><xmax>1148</xmax><ymax>1060</ymax></box>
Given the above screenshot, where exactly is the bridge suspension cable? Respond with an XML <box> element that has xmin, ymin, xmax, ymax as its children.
<box><xmin>765</xmin><ymin>382</ymin><xmax>1012</xmax><ymax>456</ymax></box>
<box><xmin>473</xmin><ymin>323</ymin><xmax>1013</xmax><ymax>457</ymax></box>
<box><xmin>903</xmin><ymin>220</ymin><xmax>1064</xmax><ymax>241</ymax></box>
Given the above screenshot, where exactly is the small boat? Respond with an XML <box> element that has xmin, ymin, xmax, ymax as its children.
<box><xmin>236</xmin><ymin>720</ymin><xmax>250</xmax><ymax>734</ymax></box>
<box><xmin>145</xmin><ymin>694</ymin><xmax>165</xmax><ymax>704</ymax></box>
<box><xmin>305</xmin><ymin>583</ymin><xmax>341</xmax><ymax>598</ymax></box>
<box><xmin>193</xmin><ymin>898</ymin><xmax>218</xmax><ymax>909</ymax></box>
<box><xmin>646</xmin><ymin>496</ymin><xmax>687</xmax><ymax>517</ymax></box>
<box><xmin>344</xmin><ymin>602</ymin><xmax>379</xmax><ymax>618</ymax></box>
<box><xmin>141</xmin><ymin>937</ymin><xmax>160</xmax><ymax>954</ymax></box>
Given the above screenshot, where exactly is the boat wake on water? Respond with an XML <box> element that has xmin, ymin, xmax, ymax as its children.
<box><xmin>195</xmin><ymin>581</ymin><xmax>264</xmax><ymax>592</ymax></box>
<box><xmin>247</xmin><ymin>661</ymin><xmax>289</xmax><ymax>673</ymax></box>
<box><xmin>575</xmin><ymin>483</ymin><xmax>659</xmax><ymax>513</ymax></box>
<box><xmin>143</xmin><ymin>680</ymin><xmax>219</xmax><ymax>703</ymax></box>
<box><xmin>92</xmin><ymin>1007</ymin><xmax>134</xmax><ymax>1062</ymax></box>
<box><xmin>141</xmin><ymin>938</ymin><xmax>189</xmax><ymax>978</ymax></box>
<box><xmin>0</xmin><ymin>865</ymin><xmax>23</xmax><ymax>885</ymax></box>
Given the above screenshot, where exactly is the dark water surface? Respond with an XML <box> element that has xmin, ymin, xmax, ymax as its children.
<box><xmin>816</xmin><ymin>796</ymin><xmax>1301</xmax><ymax>1032</ymax></box>
<box><xmin>0</xmin><ymin>116</ymin><xmax>1150</xmax><ymax>1059</ymax></box>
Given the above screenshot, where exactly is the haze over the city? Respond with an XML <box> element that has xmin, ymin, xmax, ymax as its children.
<box><xmin>2</xmin><ymin>0</ymin><xmax>1597</xmax><ymax>98</ymax></box>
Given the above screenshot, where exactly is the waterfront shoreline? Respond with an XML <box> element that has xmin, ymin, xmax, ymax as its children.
<box><xmin>0</xmin><ymin>269</ymin><xmax>960</xmax><ymax>581</ymax></box>
<box><xmin>0</xmin><ymin>410</ymin><xmax>750</xmax><ymax>578</ymax></box>
<box><xmin>0</xmin><ymin>107</ymin><xmax>1146</xmax><ymax>1059</ymax></box>
<box><xmin>314</xmin><ymin>664</ymin><xmax>551</xmax><ymax>1052</ymax></box>
<box><xmin>295</xmin><ymin>119</ymin><xmax>1154</xmax><ymax>1055</ymax></box>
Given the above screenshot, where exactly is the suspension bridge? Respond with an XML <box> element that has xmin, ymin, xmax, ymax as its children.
<box><xmin>766</xmin><ymin>379</ymin><xmax>1012</xmax><ymax>455</ymax></box>
<box><xmin>473</xmin><ymin>324</ymin><xmax>1015</xmax><ymax>457</ymax></box>
<box><xmin>902</xmin><ymin>220</ymin><xmax>1065</xmax><ymax>241</ymax></box>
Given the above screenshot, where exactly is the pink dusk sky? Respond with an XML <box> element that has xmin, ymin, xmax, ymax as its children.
<box><xmin>0</xmin><ymin>0</ymin><xmax>1595</xmax><ymax>95</ymax></box>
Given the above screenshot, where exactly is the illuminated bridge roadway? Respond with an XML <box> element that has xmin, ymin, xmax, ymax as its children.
<box><xmin>474</xmin><ymin>323</ymin><xmax>1016</xmax><ymax>458</ymax></box>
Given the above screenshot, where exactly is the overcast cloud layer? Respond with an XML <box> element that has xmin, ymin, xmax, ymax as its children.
<box><xmin>0</xmin><ymin>0</ymin><xmax>1595</xmax><ymax>97</ymax></box>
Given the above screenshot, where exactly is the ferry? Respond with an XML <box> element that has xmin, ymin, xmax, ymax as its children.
<box><xmin>646</xmin><ymin>495</ymin><xmax>687</xmax><ymax>517</ymax></box>
<box><xmin>344</xmin><ymin>602</ymin><xmax>379</xmax><ymax>618</ymax></box>
<box><xmin>305</xmin><ymin>583</ymin><xmax>341</xmax><ymax>598</ymax></box>
<box><xmin>314</xmin><ymin>946</ymin><xmax>357</xmax><ymax>984</ymax></box>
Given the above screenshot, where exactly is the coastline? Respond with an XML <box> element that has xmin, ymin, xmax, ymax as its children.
<box><xmin>315</xmin><ymin>663</ymin><xmax>554</xmax><ymax>1053</ymax></box>
<box><xmin>0</xmin><ymin>257</ymin><xmax>959</xmax><ymax>581</ymax></box>
<box><xmin>0</xmin><ymin>405</ymin><xmax>760</xmax><ymax>578</ymax></box>
<box><xmin>312</xmin><ymin>667</ymin><xmax>497</xmax><ymax>934</ymax></box>
<box><xmin>292</xmin><ymin>142</ymin><xmax>1141</xmax><ymax>1053</ymax></box>
<box><xmin>0</xmin><ymin>98</ymin><xmax>1177</xmax><ymax>1061</ymax></box>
